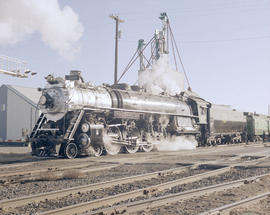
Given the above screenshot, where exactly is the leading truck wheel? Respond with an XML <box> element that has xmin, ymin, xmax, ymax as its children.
<box><xmin>64</xmin><ymin>142</ymin><xmax>78</xmax><ymax>159</ymax></box>
<box><xmin>89</xmin><ymin>144</ymin><xmax>103</xmax><ymax>157</ymax></box>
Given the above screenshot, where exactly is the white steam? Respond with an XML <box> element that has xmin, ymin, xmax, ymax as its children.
<box><xmin>154</xmin><ymin>135</ymin><xmax>197</xmax><ymax>151</ymax></box>
<box><xmin>138</xmin><ymin>54</ymin><xmax>185</xmax><ymax>95</ymax></box>
<box><xmin>0</xmin><ymin>0</ymin><xmax>83</xmax><ymax>60</ymax></box>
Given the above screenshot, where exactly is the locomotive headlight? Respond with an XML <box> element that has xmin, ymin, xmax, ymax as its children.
<box><xmin>81</xmin><ymin>123</ymin><xmax>90</xmax><ymax>133</ymax></box>
<box><xmin>39</xmin><ymin>95</ymin><xmax>47</xmax><ymax>105</ymax></box>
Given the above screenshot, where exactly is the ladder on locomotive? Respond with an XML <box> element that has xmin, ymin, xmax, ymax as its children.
<box><xmin>64</xmin><ymin>110</ymin><xmax>85</xmax><ymax>140</ymax></box>
<box><xmin>30</xmin><ymin>113</ymin><xmax>46</xmax><ymax>138</ymax></box>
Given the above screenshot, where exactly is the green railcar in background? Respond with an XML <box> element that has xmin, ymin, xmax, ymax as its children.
<box><xmin>246</xmin><ymin>113</ymin><xmax>270</xmax><ymax>141</ymax></box>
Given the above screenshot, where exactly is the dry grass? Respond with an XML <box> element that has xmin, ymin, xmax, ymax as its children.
<box><xmin>38</xmin><ymin>169</ymin><xmax>83</xmax><ymax>181</ymax></box>
<box><xmin>39</xmin><ymin>171</ymin><xmax>59</xmax><ymax>181</ymax></box>
<box><xmin>62</xmin><ymin>169</ymin><xmax>83</xmax><ymax>179</ymax></box>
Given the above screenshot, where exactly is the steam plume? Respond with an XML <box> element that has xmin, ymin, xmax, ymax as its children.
<box><xmin>154</xmin><ymin>135</ymin><xmax>197</xmax><ymax>151</ymax></box>
<box><xmin>139</xmin><ymin>54</ymin><xmax>185</xmax><ymax>95</ymax></box>
<box><xmin>0</xmin><ymin>0</ymin><xmax>83</xmax><ymax>60</ymax></box>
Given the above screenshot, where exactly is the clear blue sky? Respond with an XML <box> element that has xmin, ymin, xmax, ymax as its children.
<box><xmin>0</xmin><ymin>0</ymin><xmax>269</xmax><ymax>114</ymax></box>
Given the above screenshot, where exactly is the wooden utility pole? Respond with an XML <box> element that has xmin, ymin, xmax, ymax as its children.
<box><xmin>110</xmin><ymin>15</ymin><xmax>124</xmax><ymax>84</ymax></box>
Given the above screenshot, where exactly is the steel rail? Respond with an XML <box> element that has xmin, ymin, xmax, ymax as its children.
<box><xmin>1</xmin><ymin>146</ymin><xmax>266</xmax><ymax>179</ymax></box>
<box><xmin>0</xmin><ymin>161</ymin><xmax>38</xmax><ymax>170</ymax></box>
<box><xmin>2</xmin><ymin>155</ymin><xmax>266</xmax><ymax>210</ymax></box>
<box><xmin>0</xmin><ymin>163</ymin><xmax>118</xmax><ymax>179</ymax></box>
<box><xmin>0</xmin><ymin>165</ymin><xmax>191</xmax><ymax>210</ymax></box>
<box><xmin>37</xmin><ymin>156</ymin><xmax>270</xmax><ymax>215</ymax></box>
<box><xmin>89</xmin><ymin>173</ymin><xmax>270</xmax><ymax>215</ymax></box>
<box><xmin>1</xmin><ymin>151</ymin><xmax>268</xmax><ymax>213</ymax></box>
<box><xmin>0</xmin><ymin>156</ymin><xmax>62</xmax><ymax>170</ymax></box>
<box><xmin>0</xmin><ymin>163</ymin><xmax>89</xmax><ymax>178</ymax></box>
<box><xmin>37</xmin><ymin>166</ymin><xmax>231</xmax><ymax>215</ymax></box>
<box><xmin>200</xmin><ymin>191</ymin><xmax>270</xmax><ymax>215</ymax></box>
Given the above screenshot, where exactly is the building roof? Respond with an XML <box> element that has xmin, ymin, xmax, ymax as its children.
<box><xmin>1</xmin><ymin>84</ymin><xmax>41</xmax><ymax>107</ymax></box>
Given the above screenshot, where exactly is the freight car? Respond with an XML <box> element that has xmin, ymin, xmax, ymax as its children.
<box><xmin>246</xmin><ymin>113</ymin><xmax>270</xmax><ymax>142</ymax></box>
<box><xmin>206</xmin><ymin>105</ymin><xmax>246</xmax><ymax>145</ymax></box>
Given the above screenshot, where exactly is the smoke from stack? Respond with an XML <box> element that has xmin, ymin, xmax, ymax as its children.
<box><xmin>138</xmin><ymin>54</ymin><xmax>185</xmax><ymax>95</ymax></box>
<box><xmin>0</xmin><ymin>0</ymin><xmax>83</xmax><ymax>60</ymax></box>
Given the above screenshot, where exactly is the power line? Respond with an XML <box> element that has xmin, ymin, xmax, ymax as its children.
<box><xmin>120</xmin><ymin>35</ymin><xmax>270</xmax><ymax>44</ymax></box>
<box><xmin>118</xmin><ymin>0</ymin><xmax>270</xmax><ymax>16</ymax></box>
<box><xmin>180</xmin><ymin>35</ymin><xmax>270</xmax><ymax>44</ymax></box>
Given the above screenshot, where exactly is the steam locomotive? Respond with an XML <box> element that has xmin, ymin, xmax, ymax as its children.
<box><xmin>28</xmin><ymin>70</ymin><xmax>270</xmax><ymax>159</ymax></box>
<box><xmin>29</xmin><ymin>70</ymin><xmax>206</xmax><ymax>158</ymax></box>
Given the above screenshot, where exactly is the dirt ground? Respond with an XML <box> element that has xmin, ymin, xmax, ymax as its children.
<box><xmin>1</xmin><ymin>143</ymin><xmax>270</xmax><ymax>215</ymax></box>
<box><xmin>232</xmin><ymin>195</ymin><xmax>270</xmax><ymax>215</ymax></box>
<box><xmin>141</xmin><ymin>173</ymin><xmax>270</xmax><ymax>215</ymax></box>
<box><xmin>0</xmin><ymin>146</ymin><xmax>33</xmax><ymax>164</ymax></box>
<box><xmin>0</xmin><ymin>146</ymin><xmax>31</xmax><ymax>154</ymax></box>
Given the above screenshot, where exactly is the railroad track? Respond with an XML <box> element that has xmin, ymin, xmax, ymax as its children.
<box><xmin>38</xmin><ymin>172</ymin><xmax>270</xmax><ymax>215</ymax></box>
<box><xmin>0</xmin><ymin>143</ymin><xmax>267</xmax><ymax>179</ymax></box>
<box><xmin>1</xmin><ymin>156</ymin><xmax>268</xmax><ymax>212</ymax></box>
<box><xmin>0</xmin><ymin>160</ymin><xmax>38</xmax><ymax>170</ymax></box>
<box><xmin>1</xmin><ymin>147</ymin><xmax>269</xmax><ymax>215</ymax></box>
<box><xmin>0</xmin><ymin>155</ymin><xmax>107</xmax><ymax>177</ymax></box>
<box><xmin>0</xmin><ymin>164</ymin><xmax>193</xmax><ymax>209</ymax></box>
<box><xmin>0</xmin><ymin>152</ymin><xmax>257</xmax><ymax>180</ymax></box>
<box><xmin>35</xmin><ymin>166</ymin><xmax>230</xmax><ymax>215</ymax></box>
<box><xmin>200</xmin><ymin>191</ymin><xmax>270</xmax><ymax>215</ymax></box>
<box><xmin>0</xmin><ymin>162</ymin><xmax>119</xmax><ymax>179</ymax></box>
<box><xmin>0</xmin><ymin>156</ymin><xmax>61</xmax><ymax>170</ymax></box>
